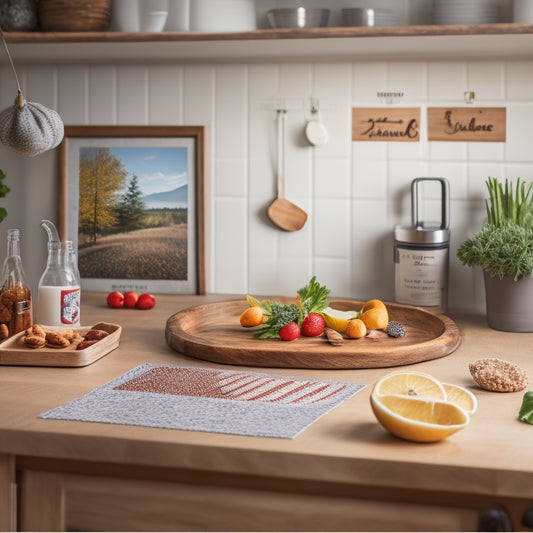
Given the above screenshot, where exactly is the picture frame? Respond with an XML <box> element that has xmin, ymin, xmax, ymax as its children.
<box><xmin>59</xmin><ymin>125</ymin><xmax>208</xmax><ymax>295</ymax></box>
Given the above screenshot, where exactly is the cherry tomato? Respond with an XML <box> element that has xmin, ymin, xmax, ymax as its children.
<box><xmin>123</xmin><ymin>291</ymin><xmax>139</xmax><ymax>308</ymax></box>
<box><xmin>136</xmin><ymin>293</ymin><xmax>156</xmax><ymax>310</ymax></box>
<box><xmin>106</xmin><ymin>291</ymin><xmax>124</xmax><ymax>308</ymax></box>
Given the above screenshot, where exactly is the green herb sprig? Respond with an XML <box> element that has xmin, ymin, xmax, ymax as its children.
<box><xmin>457</xmin><ymin>223</ymin><xmax>533</xmax><ymax>280</ymax></box>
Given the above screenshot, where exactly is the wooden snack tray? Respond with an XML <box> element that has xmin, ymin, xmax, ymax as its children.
<box><xmin>166</xmin><ymin>299</ymin><xmax>461</xmax><ymax>369</ymax></box>
<box><xmin>0</xmin><ymin>322</ymin><xmax>121</xmax><ymax>367</ymax></box>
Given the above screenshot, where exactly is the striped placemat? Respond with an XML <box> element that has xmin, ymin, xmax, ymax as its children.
<box><xmin>39</xmin><ymin>363</ymin><xmax>366</xmax><ymax>439</ymax></box>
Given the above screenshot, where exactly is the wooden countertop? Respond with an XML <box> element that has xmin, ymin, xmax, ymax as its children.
<box><xmin>1</xmin><ymin>292</ymin><xmax>532</xmax><ymax>501</ymax></box>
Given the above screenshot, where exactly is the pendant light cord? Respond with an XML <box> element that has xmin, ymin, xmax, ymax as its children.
<box><xmin>0</xmin><ymin>26</ymin><xmax>24</xmax><ymax>108</ymax></box>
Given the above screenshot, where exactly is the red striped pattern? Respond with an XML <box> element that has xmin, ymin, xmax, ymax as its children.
<box><xmin>115</xmin><ymin>366</ymin><xmax>347</xmax><ymax>405</ymax></box>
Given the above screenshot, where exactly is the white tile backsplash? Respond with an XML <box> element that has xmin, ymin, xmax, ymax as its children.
<box><xmin>117</xmin><ymin>66</ymin><xmax>148</xmax><ymax>124</ymax></box>
<box><xmin>3</xmin><ymin>43</ymin><xmax>530</xmax><ymax>314</ymax></box>
<box><xmin>89</xmin><ymin>66</ymin><xmax>117</xmax><ymax>124</ymax></box>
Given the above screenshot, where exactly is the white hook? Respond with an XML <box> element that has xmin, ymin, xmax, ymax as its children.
<box><xmin>464</xmin><ymin>91</ymin><xmax>475</xmax><ymax>104</ymax></box>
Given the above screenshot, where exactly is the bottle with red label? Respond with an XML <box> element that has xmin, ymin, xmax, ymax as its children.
<box><xmin>37</xmin><ymin>220</ymin><xmax>81</xmax><ymax>327</ymax></box>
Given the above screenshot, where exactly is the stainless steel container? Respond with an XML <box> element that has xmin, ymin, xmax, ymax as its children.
<box><xmin>394</xmin><ymin>177</ymin><xmax>450</xmax><ymax>313</ymax></box>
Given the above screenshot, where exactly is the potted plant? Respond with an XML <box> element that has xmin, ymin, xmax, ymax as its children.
<box><xmin>457</xmin><ymin>177</ymin><xmax>533</xmax><ymax>332</ymax></box>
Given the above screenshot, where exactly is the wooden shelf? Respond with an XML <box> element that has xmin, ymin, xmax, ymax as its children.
<box><xmin>3</xmin><ymin>24</ymin><xmax>533</xmax><ymax>63</ymax></box>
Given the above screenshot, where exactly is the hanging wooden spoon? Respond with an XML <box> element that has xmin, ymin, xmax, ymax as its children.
<box><xmin>267</xmin><ymin>109</ymin><xmax>308</xmax><ymax>232</ymax></box>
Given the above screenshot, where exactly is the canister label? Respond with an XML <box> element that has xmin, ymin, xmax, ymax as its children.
<box><xmin>395</xmin><ymin>245</ymin><xmax>448</xmax><ymax>307</ymax></box>
<box><xmin>61</xmin><ymin>288</ymin><xmax>80</xmax><ymax>325</ymax></box>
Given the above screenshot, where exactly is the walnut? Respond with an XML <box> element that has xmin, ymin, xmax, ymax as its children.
<box><xmin>23</xmin><ymin>335</ymin><xmax>46</xmax><ymax>349</ymax></box>
<box><xmin>84</xmin><ymin>329</ymin><xmax>109</xmax><ymax>341</ymax></box>
<box><xmin>26</xmin><ymin>324</ymin><xmax>46</xmax><ymax>338</ymax></box>
<box><xmin>469</xmin><ymin>358</ymin><xmax>528</xmax><ymax>392</ymax></box>
<box><xmin>45</xmin><ymin>331</ymin><xmax>71</xmax><ymax>348</ymax></box>
<box><xmin>0</xmin><ymin>323</ymin><xmax>8</xmax><ymax>340</ymax></box>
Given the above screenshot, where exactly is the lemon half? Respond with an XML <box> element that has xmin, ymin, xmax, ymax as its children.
<box><xmin>322</xmin><ymin>306</ymin><xmax>359</xmax><ymax>332</ymax></box>
<box><xmin>373</xmin><ymin>371</ymin><xmax>447</xmax><ymax>400</ymax></box>
<box><xmin>370</xmin><ymin>394</ymin><xmax>470</xmax><ymax>443</ymax></box>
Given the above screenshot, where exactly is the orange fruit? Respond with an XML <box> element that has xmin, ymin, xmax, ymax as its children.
<box><xmin>239</xmin><ymin>306</ymin><xmax>264</xmax><ymax>327</ymax></box>
<box><xmin>359</xmin><ymin>307</ymin><xmax>389</xmax><ymax>330</ymax></box>
<box><xmin>370</xmin><ymin>394</ymin><xmax>469</xmax><ymax>443</ymax></box>
<box><xmin>346</xmin><ymin>318</ymin><xmax>367</xmax><ymax>339</ymax></box>
<box><xmin>361</xmin><ymin>299</ymin><xmax>387</xmax><ymax>313</ymax></box>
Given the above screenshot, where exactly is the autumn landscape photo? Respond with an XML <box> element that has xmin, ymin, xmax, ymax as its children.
<box><xmin>77</xmin><ymin>145</ymin><xmax>190</xmax><ymax>281</ymax></box>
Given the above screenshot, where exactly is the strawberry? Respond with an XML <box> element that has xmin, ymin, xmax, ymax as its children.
<box><xmin>279</xmin><ymin>321</ymin><xmax>300</xmax><ymax>341</ymax></box>
<box><xmin>301</xmin><ymin>312</ymin><xmax>325</xmax><ymax>337</ymax></box>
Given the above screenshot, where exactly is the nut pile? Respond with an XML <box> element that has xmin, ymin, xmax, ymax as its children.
<box><xmin>469</xmin><ymin>357</ymin><xmax>528</xmax><ymax>392</ymax></box>
<box><xmin>22</xmin><ymin>325</ymin><xmax>109</xmax><ymax>351</ymax></box>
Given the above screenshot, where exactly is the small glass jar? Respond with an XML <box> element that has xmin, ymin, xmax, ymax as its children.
<box><xmin>0</xmin><ymin>228</ymin><xmax>32</xmax><ymax>337</ymax></box>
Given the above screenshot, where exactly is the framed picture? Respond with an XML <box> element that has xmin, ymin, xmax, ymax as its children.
<box><xmin>59</xmin><ymin>125</ymin><xmax>208</xmax><ymax>295</ymax></box>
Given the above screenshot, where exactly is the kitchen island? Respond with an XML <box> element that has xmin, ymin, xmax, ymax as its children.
<box><xmin>0</xmin><ymin>292</ymin><xmax>532</xmax><ymax>531</ymax></box>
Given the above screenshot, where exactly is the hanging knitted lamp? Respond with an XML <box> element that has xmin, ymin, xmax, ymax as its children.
<box><xmin>0</xmin><ymin>28</ymin><xmax>64</xmax><ymax>157</ymax></box>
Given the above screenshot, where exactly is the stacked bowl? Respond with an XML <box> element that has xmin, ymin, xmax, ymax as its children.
<box><xmin>341</xmin><ymin>8</ymin><xmax>398</xmax><ymax>26</ymax></box>
<box><xmin>267</xmin><ymin>8</ymin><xmax>330</xmax><ymax>28</ymax></box>
<box><xmin>432</xmin><ymin>0</ymin><xmax>500</xmax><ymax>25</ymax></box>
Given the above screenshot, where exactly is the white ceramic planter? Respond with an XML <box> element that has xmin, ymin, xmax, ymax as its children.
<box><xmin>190</xmin><ymin>0</ymin><xmax>256</xmax><ymax>31</ymax></box>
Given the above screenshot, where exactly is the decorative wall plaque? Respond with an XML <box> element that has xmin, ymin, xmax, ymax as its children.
<box><xmin>352</xmin><ymin>107</ymin><xmax>420</xmax><ymax>142</ymax></box>
<box><xmin>427</xmin><ymin>107</ymin><xmax>506</xmax><ymax>142</ymax></box>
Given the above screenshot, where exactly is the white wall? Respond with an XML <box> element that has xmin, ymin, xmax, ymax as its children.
<box><xmin>0</xmin><ymin>48</ymin><xmax>531</xmax><ymax>314</ymax></box>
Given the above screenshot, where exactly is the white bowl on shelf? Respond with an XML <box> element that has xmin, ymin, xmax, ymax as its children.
<box><xmin>190</xmin><ymin>0</ymin><xmax>256</xmax><ymax>31</ymax></box>
<box><xmin>139</xmin><ymin>10</ymin><xmax>168</xmax><ymax>32</ymax></box>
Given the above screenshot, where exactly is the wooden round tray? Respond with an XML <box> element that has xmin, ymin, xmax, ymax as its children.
<box><xmin>165</xmin><ymin>299</ymin><xmax>461</xmax><ymax>369</ymax></box>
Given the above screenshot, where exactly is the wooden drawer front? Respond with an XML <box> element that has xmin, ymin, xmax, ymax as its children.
<box><xmin>19</xmin><ymin>469</ymin><xmax>479</xmax><ymax>532</ymax></box>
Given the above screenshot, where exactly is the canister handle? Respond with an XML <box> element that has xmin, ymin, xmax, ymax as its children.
<box><xmin>411</xmin><ymin>177</ymin><xmax>450</xmax><ymax>230</ymax></box>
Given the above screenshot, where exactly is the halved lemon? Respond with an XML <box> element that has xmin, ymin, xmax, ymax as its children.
<box><xmin>373</xmin><ymin>371</ymin><xmax>446</xmax><ymax>400</ymax></box>
<box><xmin>442</xmin><ymin>383</ymin><xmax>478</xmax><ymax>415</ymax></box>
<box><xmin>370</xmin><ymin>394</ymin><xmax>470</xmax><ymax>443</ymax></box>
<box><xmin>322</xmin><ymin>307</ymin><xmax>359</xmax><ymax>332</ymax></box>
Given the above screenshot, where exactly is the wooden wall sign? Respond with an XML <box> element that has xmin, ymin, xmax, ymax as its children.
<box><xmin>352</xmin><ymin>107</ymin><xmax>420</xmax><ymax>142</ymax></box>
<box><xmin>427</xmin><ymin>107</ymin><xmax>506</xmax><ymax>142</ymax></box>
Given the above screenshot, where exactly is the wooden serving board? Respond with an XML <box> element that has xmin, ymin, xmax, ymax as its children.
<box><xmin>165</xmin><ymin>299</ymin><xmax>461</xmax><ymax>369</ymax></box>
<box><xmin>0</xmin><ymin>322</ymin><xmax>122</xmax><ymax>367</ymax></box>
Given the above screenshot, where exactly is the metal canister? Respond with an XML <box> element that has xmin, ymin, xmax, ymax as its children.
<box><xmin>394</xmin><ymin>177</ymin><xmax>450</xmax><ymax>314</ymax></box>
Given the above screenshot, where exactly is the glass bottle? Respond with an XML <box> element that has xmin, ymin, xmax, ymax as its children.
<box><xmin>0</xmin><ymin>228</ymin><xmax>32</xmax><ymax>337</ymax></box>
<box><xmin>37</xmin><ymin>220</ymin><xmax>81</xmax><ymax>327</ymax></box>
